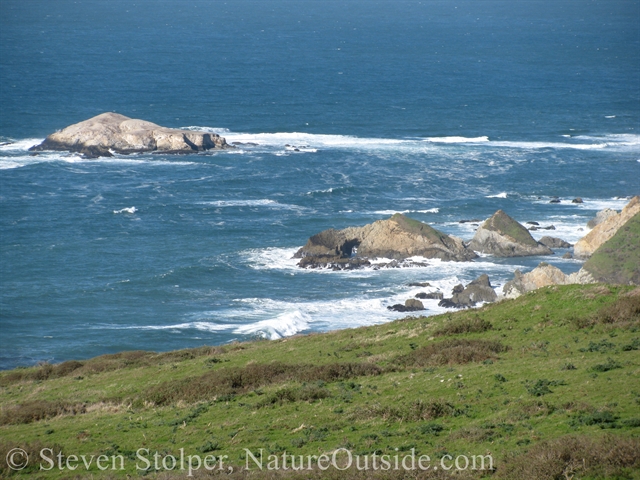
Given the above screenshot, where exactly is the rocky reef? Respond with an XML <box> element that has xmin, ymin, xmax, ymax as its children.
<box><xmin>29</xmin><ymin>112</ymin><xmax>230</xmax><ymax>157</ymax></box>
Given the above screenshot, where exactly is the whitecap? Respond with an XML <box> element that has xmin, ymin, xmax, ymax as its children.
<box><xmin>113</xmin><ymin>207</ymin><xmax>137</xmax><ymax>214</ymax></box>
<box><xmin>198</xmin><ymin>199</ymin><xmax>304</xmax><ymax>210</ymax></box>
<box><xmin>486</xmin><ymin>192</ymin><xmax>508</xmax><ymax>198</ymax></box>
<box><xmin>370</xmin><ymin>208</ymin><xmax>439</xmax><ymax>215</ymax></box>
<box><xmin>424</xmin><ymin>136</ymin><xmax>489</xmax><ymax>143</ymax></box>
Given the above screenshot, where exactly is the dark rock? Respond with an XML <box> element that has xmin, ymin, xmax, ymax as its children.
<box><xmin>538</xmin><ymin>236</ymin><xmax>572</xmax><ymax>249</ymax></box>
<box><xmin>415</xmin><ymin>291</ymin><xmax>444</xmax><ymax>300</ymax></box>
<box><xmin>549</xmin><ymin>199</ymin><xmax>561</xmax><ymax>204</ymax></box>
<box><xmin>542</xmin><ymin>225</ymin><xmax>556</xmax><ymax>230</ymax></box>
<box><xmin>526</xmin><ymin>221</ymin><xmax>540</xmax><ymax>226</ymax></box>
<box><xmin>529</xmin><ymin>226</ymin><xmax>539</xmax><ymax>231</ymax></box>
<box><xmin>438</xmin><ymin>298</ymin><xmax>462</xmax><ymax>308</ymax></box>
<box><xmin>459</xmin><ymin>219</ymin><xmax>482</xmax><ymax>224</ymax></box>
<box><xmin>562</xmin><ymin>252</ymin><xmax>573</xmax><ymax>259</ymax></box>
<box><xmin>408</xmin><ymin>282</ymin><xmax>431</xmax><ymax>287</ymax></box>
<box><xmin>387</xmin><ymin>298</ymin><xmax>426</xmax><ymax>312</ymax></box>
<box><xmin>297</xmin><ymin>255</ymin><xmax>371</xmax><ymax>270</ymax></box>
<box><xmin>572</xmin><ymin>198</ymin><xmax>584</xmax><ymax>204</ymax></box>
<box><xmin>439</xmin><ymin>274</ymin><xmax>498</xmax><ymax>308</ymax></box>
<box><xmin>452</xmin><ymin>284</ymin><xmax>465</xmax><ymax>294</ymax></box>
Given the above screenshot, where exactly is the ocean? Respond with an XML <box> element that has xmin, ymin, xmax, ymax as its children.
<box><xmin>0</xmin><ymin>0</ymin><xmax>638</xmax><ymax>370</ymax></box>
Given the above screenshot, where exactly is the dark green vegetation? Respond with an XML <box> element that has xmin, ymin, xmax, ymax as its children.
<box><xmin>1</xmin><ymin>285</ymin><xmax>639</xmax><ymax>479</ymax></box>
<box><xmin>584</xmin><ymin>212</ymin><xmax>640</xmax><ymax>285</ymax></box>
<box><xmin>483</xmin><ymin>210</ymin><xmax>538</xmax><ymax>247</ymax></box>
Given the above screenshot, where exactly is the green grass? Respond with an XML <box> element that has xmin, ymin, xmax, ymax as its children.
<box><xmin>1</xmin><ymin>284</ymin><xmax>639</xmax><ymax>479</ymax></box>
<box><xmin>584</xmin><ymin>212</ymin><xmax>640</xmax><ymax>284</ymax></box>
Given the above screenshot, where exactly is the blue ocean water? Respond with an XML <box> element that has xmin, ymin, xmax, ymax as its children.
<box><xmin>0</xmin><ymin>0</ymin><xmax>638</xmax><ymax>370</ymax></box>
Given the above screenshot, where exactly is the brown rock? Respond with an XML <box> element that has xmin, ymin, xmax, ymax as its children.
<box><xmin>502</xmin><ymin>263</ymin><xmax>594</xmax><ymax>299</ymax></box>
<box><xmin>468</xmin><ymin>210</ymin><xmax>553</xmax><ymax>257</ymax></box>
<box><xmin>574</xmin><ymin>196</ymin><xmax>640</xmax><ymax>258</ymax></box>
<box><xmin>294</xmin><ymin>214</ymin><xmax>477</xmax><ymax>269</ymax></box>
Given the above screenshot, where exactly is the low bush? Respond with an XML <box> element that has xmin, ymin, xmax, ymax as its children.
<box><xmin>0</xmin><ymin>400</ymin><xmax>86</xmax><ymax>425</ymax></box>
<box><xmin>433</xmin><ymin>315</ymin><xmax>493</xmax><ymax>336</ymax></box>
<box><xmin>397</xmin><ymin>339</ymin><xmax>508</xmax><ymax>367</ymax></box>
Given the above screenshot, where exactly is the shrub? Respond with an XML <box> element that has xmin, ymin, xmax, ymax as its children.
<box><xmin>433</xmin><ymin>315</ymin><xmax>493</xmax><ymax>336</ymax></box>
<box><xmin>497</xmin><ymin>435</ymin><xmax>640</xmax><ymax>480</ymax></box>
<box><xmin>397</xmin><ymin>339</ymin><xmax>509</xmax><ymax>367</ymax></box>
<box><xmin>0</xmin><ymin>400</ymin><xmax>86</xmax><ymax>425</ymax></box>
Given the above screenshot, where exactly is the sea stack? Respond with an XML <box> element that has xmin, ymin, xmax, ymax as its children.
<box><xmin>29</xmin><ymin>112</ymin><xmax>231</xmax><ymax>157</ymax></box>
<box><xmin>468</xmin><ymin>210</ymin><xmax>553</xmax><ymax>257</ymax></box>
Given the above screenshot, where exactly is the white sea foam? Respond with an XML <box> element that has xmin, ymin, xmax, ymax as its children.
<box><xmin>182</xmin><ymin>128</ymin><xmax>640</xmax><ymax>154</ymax></box>
<box><xmin>424</xmin><ymin>136</ymin><xmax>489</xmax><ymax>143</ymax></box>
<box><xmin>0</xmin><ymin>138</ymin><xmax>43</xmax><ymax>151</ymax></box>
<box><xmin>371</xmin><ymin>208</ymin><xmax>439</xmax><ymax>215</ymax></box>
<box><xmin>113</xmin><ymin>207</ymin><xmax>137</xmax><ymax>214</ymax></box>
<box><xmin>486</xmin><ymin>192</ymin><xmax>508</xmax><ymax>198</ymax></box>
<box><xmin>233</xmin><ymin>311</ymin><xmax>311</xmax><ymax>339</ymax></box>
<box><xmin>198</xmin><ymin>199</ymin><xmax>304</xmax><ymax>210</ymax></box>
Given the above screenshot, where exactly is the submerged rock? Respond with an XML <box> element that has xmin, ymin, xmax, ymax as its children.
<box><xmin>575</xmin><ymin>197</ymin><xmax>640</xmax><ymax>258</ymax></box>
<box><xmin>468</xmin><ymin>210</ymin><xmax>553</xmax><ymax>257</ymax></box>
<box><xmin>294</xmin><ymin>213</ymin><xmax>477</xmax><ymax>269</ymax></box>
<box><xmin>29</xmin><ymin>112</ymin><xmax>231</xmax><ymax>157</ymax></box>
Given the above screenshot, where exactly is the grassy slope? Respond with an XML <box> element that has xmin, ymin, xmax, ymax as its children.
<box><xmin>0</xmin><ymin>285</ymin><xmax>639</xmax><ymax>479</ymax></box>
<box><xmin>584</xmin><ymin>213</ymin><xmax>640</xmax><ymax>285</ymax></box>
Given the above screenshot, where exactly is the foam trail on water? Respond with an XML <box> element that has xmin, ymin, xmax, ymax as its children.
<box><xmin>486</xmin><ymin>192</ymin><xmax>508</xmax><ymax>198</ymax></box>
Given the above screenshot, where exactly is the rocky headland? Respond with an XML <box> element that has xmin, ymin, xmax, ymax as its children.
<box><xmin>29</xmin><ymin>112</ymin><xmax>231</xmax><ymax>157</ymax></box>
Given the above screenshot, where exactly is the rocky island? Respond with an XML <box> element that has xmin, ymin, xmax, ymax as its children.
<box><xmin>29</xmin><ymin>112</ymin><xmax>231</xmax><ymax>157</ymax></box>
<box><xmin>294</xmin><ymin>213</ymin><xmax>477</xmax><ymax>269</ymax></box>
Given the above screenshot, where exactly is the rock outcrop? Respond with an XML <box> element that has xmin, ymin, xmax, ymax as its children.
<box><xmin>294</xmin><ymin>214</ymin><xmax>477</xmax><ymax>268</ymax></box>
<box><xmin>502</xmin><ymin>263</ymin><xmax>594</xmax><ymax>299</ymax></box>
<box><xmin>468</xmin><ymin>210</ymin><xmax>553</xmax><ymax>257</ymax></box>
<box><xmin>387</xmin><ymin>298</ymin><xmax>425</xmax><ymax>312</ymax></box>
<box><xmin>587</xmin><ymin>208</ymin><xmax>618</xmax><ymax>229</ymax></box>
<box><xmin>582</xmin><ymin>212</ymin><xmax>640</xmax><ymax>285</ymax></box>
<box><xmin>574</xmin><ymin>196</ymin><xmax>640</xmax><ymax>258</ymax></box>
<box><xmin>538</xmin><ymin>236</ymin><xmax>572</xmax><ymax>249</ymax></box>
<box><xmin>438</xmin><ymin>274</ymin><xmax>498</xmax><ymax>308</ymax></box>
<box><xmin>29</xmin><ymin>112</ymin><xmax>230</xmax><ymax>157</ymax></box>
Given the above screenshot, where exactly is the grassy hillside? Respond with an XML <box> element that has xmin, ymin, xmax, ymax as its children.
<box><xmin>584</xmin><ymin>212</ymin><xmax>640</xmax><ymax>285</ymax></box>
<box><xmin>1</xmin><ymin>285</ymin><xmax>639</xmax><ymax>479</ymax></box>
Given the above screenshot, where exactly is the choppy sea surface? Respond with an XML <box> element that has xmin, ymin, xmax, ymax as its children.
<box><xmin>1</xmin><ymin>0</ymin><xmax>638</xmax><ymax>370</ymax></box>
